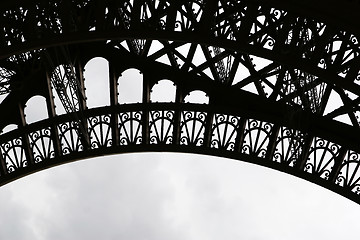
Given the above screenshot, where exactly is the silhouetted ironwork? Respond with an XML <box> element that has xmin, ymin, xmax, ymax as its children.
<box><xmin>1</xmin><ymin>0</ymin><xmax>360</xmax><ymax>204</ymax></box>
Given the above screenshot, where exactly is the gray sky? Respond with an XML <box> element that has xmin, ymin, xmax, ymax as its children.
<box><xmin>1</xmin><ymin>153</ymin><xmax>360</xmax><ymax>240</ymax></box>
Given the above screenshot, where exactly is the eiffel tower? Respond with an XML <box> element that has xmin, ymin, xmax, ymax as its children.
<box><xmin>1</xmin><ymin>0</ymin><xmax>360</xmax><ymax>204</ymax></box>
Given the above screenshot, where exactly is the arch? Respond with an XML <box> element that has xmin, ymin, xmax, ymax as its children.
<box><xmin>151</xmin><ymin>80</ymin><xmax>176</xmax><ymax>103</ymax></box>
<box><xmin>184</xmin><ymin>90</ymin><xmax>209</xmax><ymax>104</ymax></box>
<box><xmin>84</xmin><ymin>57</ymin><xmax>110</xmax><ymax>109</ymax></box>
<box><xmin>0</xmin><ymin>102</ymin><xmax>358</xmax><ymax>205</ymax></box>
<box><xmin>336</xmin><ymin>150</ymin><xmax>360</xmax><ymax>193</ymax></box>
<box><xmin>180</xmin><ymin>111</ymin><xmax>207</xmax><ymax>146</ymax></box>
<box><xmin>118</xmin><ymin>68</ymin><xmax>143</xmax><ymax>104</ymax></box>
<box><xmin>1</xmin><ymin>0</ymin><xmax>360</xmax><ymax>211</ymax></box>
<box><xmin>0</xmin><ymin>137</ymin><xmax>27</xmax><ymax>173</ymax></box>
<box><xmin>24</xmin><ymin>96</ymin><xmax>48</xmax><ymax>124</ymax></box>
<box><xmin>23</xmin><ymin>98</ymin><xmax>54</xmax><ymax>164</ymax></box>
<box><xmin>0</xmin><ymin>124</ymin><xmax>18</xmax><ymax>135</ymax></box>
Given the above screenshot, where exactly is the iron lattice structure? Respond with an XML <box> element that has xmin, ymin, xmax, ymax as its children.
<box><xmin>1</xmin><ymin>0</ymin><xmax>360</xmax><ymax>203</ymax></box>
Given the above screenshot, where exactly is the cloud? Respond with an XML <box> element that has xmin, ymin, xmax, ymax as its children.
<box><xmin>0</xmin><ymin>187</ymin><xmax>37</xmax><ymax>240</ymax></box>
<box><xmin>5</xmin><ymin>154</ymin><xmax>190</xmax><ymax>240</ymax></box>
<box><xmin>0</xmin><ymin>153</ymin><xmax>360</xmax><ymax>240</ymax></box>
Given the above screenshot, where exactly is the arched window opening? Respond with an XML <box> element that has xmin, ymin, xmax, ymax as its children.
<box><xmin>84</xmin><ymin>57</ymin><xmax>110</xmax><ymax>108</ymax></box>
<box><xmin>184</xmin><ymin>90</ymin><xmax>209</xmax><ymax>104</ymax></box>
<box><xmin>24</xmin><ymin>96</ymin><xmax>48</xmax><ymax>124</ymax></box>
<box><xmin>151</xmin><ymin>80</ymin><xmax>176</xmax><ymax>103</ymax></box>
<box><xmin>118</xmin><ymin>68</ymin><xmax>143</xmax><ymax>104</ymax></box>
<box><xmin>1</xmin><ymin>124</ymin><xmax>18</xmax><ymax>134</ymax></box>
<box><xmin>50</xmin><ymin>64</ymin><xmax>80</xmax><ymax>116</ymax></box>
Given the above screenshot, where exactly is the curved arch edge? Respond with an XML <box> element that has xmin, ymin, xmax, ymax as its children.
<box><xmin>0</xmin><ymin>144</ymin><xmax>358</xmax><ymax>205</ymax></box>
<box><xmin>0</xmin><ymin>103</ymin><xmax>359</xmax><ymax>205</ymax></box>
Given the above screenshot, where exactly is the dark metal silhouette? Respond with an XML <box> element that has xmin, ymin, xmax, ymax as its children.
<box><xmin>1</xmin><ymin>0</ymin><xmax>360</xmax><ymax>204</ymax></box>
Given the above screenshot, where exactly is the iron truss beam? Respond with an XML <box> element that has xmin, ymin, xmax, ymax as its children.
<box><xmin>0</xmin><ymin>0</ymin><xmax>359</xmax><ymax>33</ymax></box>
<box><xmin>0</xmin><ymin>0</ymin><xmax>360</xmax><ymax>105</ymax></box>
<box><xmin>0</xmin><ymin>0</ymin><xmax>360</xmax><ymax>205</ymax></box>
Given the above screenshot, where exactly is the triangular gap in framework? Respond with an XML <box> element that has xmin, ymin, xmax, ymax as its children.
<box><xmin>203</xmin><ymin>68</ymin><xmax>214</xmax><ymax>79</ymax></box>
<box><xmin>255</xmin><ymin>66</ymin><xmax>281</xmax><ymax>98</ymax></box>
<box><xmin>334</xmin><ymin>114</ymin><xmax>353</xmax><ymax>126</ymax></box>
<box><xmin>146</xmin><ymin>40</ymin><xmax>172</xmax><ymax>66</ymax></box>
<box><xmin>323</xmin><ymin>89</ymin><xmax>355</xmax><ymax>126</ymax></box>
<box><xmin>192</xmin><ymin>44</ymin><xmax>208</xmax><ymax>67</ymax></box>
<box><xmin>156</xmin><ymin>54</ymin><xmax>172</xmax><ymax>66</ymax></box>
<box><xmin>249</xmin><ymin>55</ymin><xmax>273</xmax><ymax>71</ymax></box>
<box><xmin>241</xmin><ymin>82</ymin><xmax>259</xmax><ymax>95</ymax></box>
<box><xmin>147</xmin><ymin>40</ymin><xmax>167</xmax><ymax>57</ymax></box>
<box><xmin>174</xmin><ymin>43</ymin><xmax>192</xmax><ymax>68</ymax></box>
<box><xmin>190</xmin><ymin>45</ymin><xmax>217</xmax><ymax>80</ymax></box>
<box><xmin>120</xmin><ymin>40</ymin><xmax>130</xmax><ymax>52</ymax></box>
<box><xmin>231</xmin><ymin>62</ymin><xmax>251</xmax><ymax>86</ymax></box>
<box><xmin>323</xmin><ymin>89</ymin><xmax>344</xmax><ymax>116</ymax></box>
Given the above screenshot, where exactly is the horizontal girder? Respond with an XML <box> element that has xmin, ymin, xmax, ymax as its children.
<box><xmin>0</xmin><ymin>0</ymin><xmax>359</xmax><ymax>34</ymax></box>
<box><xmin>0</xmin><ymin>0</ymin><xmax>359</xmax><ymax>95</ymax></box>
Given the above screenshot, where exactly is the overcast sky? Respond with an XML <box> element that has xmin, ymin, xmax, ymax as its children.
<box><xmin>0</xmin><ymin>153</ymin><xmax>360</xmax><ymax>240</ymax></box>
<box><xmin>4</xmin><ymin>52</ymin><xmax>360</xmax><ymax>240</ymax></box>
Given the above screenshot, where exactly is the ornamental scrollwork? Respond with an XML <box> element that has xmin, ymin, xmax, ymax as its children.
<box><xmin>1</xmin><ymin>0</ymin><xmax>360</xmax><ymax>87</ymax></box>
<box><xmin>149</xmin><ymin>110</ymin><xmax>174</xmax><ymax>144</ymax></box>
<box><xmin>174</xmin><ymin>1</ymin><xmax>203</xmax><ymax>32</ymax></box>
<box><xmin>336</xmin><ymin>150</ymin><xmax>360</xmax><ymax>194</ymax></box>
<box><xmin>304</xmin><ymin>137</ymin><xmax>340</xmax><ymax>180</ymax></box>
<box><xmin>323</xmin><ymin>32</ymin><xmax>360</xmax><ymax>77</ymax></box>
<box><xmin>180</xmin><ymin>111</ymin><xmax>206</xmax><ymax>146</ymax></box>
<box><xmin>88</xmin><ymin>114</ymin><xmax>112</xmax><ymax>149</ymax></box>
<box><xmin>242</xmin><ymin>119</ymin><xmax>273</xmax><ymax>157</ymax></box>
<box><xmin>248</xmin><ymin>6</ymin><xmax>285</xmax><ymax>50</ymax></box>
<box><xmin>0</xmin><ymin>102</ymin><xmax>359</xmax><ymax>203</ymax></box>
<box><xmin>2</xmin><ymin>0</ymin><xmax>360</xmax><ymax>206</ymax></box>
<box><xmin>118</xmin><ymin>111</ymin><xmax>143</xmax><ymax>145</ymax></box>
<box><xmin>210</xmin><ymin>114</ymin><xmax>240</xmax><ymax>151</ymax></box>
<box><xmin>57</xmin><ymin>121</ymin><xmax>84</xmax><ymax>155</ymax></box>
<box><xmin>214</xmin><ymin>1</ymin><xmax>245</xmax><ymax>40</ymax></box>
<box><xmin>3</xmin><ymin>0</ymin><xmax>360</xmax><ymax>128</ymax></box>
<box><xmin>0</xmin><ymin>0</ymin><xmax>357</xmax><ymax>79</ymax></box>
<box><xmin>0</xmin><ymin>137</ymin><xmax>27</xmax><ymax>173</ymax></box>
<box><xmin>273</xmin><ymin>127</ymin><xmax>305</xmax><ymax>167</ymax></box>
<box><xmin>28</xmin><ymin>127</ymin><xmax>55</xmax><ymax>163</ymax></box>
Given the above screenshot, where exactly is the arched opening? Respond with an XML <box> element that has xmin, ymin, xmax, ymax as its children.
<box><xmin>184</xmin><ymin>90</ymin><xmax>209</xmax><ymax>104</ymax></box>
<box><xmin>50</xmin><ymin>64</ymin><xmax>79</xmax><ymax>116</ymax></box>
<box><xmin>1</xmin><ymin>124</ymin><xmax>18</xmax><ymax>134</ymax></box>
<box><xmin>84</xmin><ymin>57</ymin><xmax>110</xmax><ymax>108</ymax></box>
<box><xmin>24</xmin><ymin>96</ymin><xmax>48</xmax><ymax>124</ymax></box>
<box><xmin>151</xmin><ymin>80</ymin><xmax>176</xmax><ymax>103</ymax></box>
<box><xmin>118</xmin><ymin>68</ymin><xmax>143</xmax><ymax>104</ymax></box>
<box><xmin>149</xmin><ymin>80</ymin><xmax>177</xmax><ymax>144</ymax></box>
